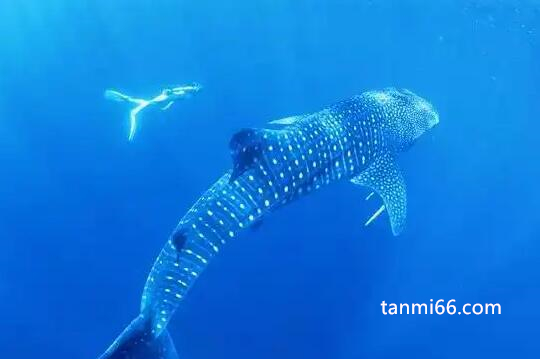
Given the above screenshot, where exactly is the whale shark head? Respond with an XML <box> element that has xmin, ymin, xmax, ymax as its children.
<box><xmin>366</xmin><ymin>88</ymin><xmax>439</xmax><ymax>151</ymax></box>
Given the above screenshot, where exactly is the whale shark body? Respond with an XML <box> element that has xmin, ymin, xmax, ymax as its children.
<box><xmin>98</xmin><ymin>88</ymin><xmax>439</xmax><ymax>359</ymax></box>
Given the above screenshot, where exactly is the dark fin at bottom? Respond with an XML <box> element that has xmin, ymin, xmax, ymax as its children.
<box><xmin>97</xmin><ymin>315</ymin><xmax>179</xmax><ymax>359</ymax></box>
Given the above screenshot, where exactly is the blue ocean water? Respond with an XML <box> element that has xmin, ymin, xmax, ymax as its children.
<box><xmin>1</xmin><ymin>0</ymin><xmax>539</xmax><ymax>358</ymax></box>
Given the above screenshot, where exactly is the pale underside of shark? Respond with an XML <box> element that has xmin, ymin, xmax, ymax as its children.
<box><xmin>97</xmin><ymin>88</ymin><xmax>439</xmax><ymax>359</ymax></box>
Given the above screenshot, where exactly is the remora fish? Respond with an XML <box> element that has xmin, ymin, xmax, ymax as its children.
<box><xmin>97</xmin><ymin>88</ymin><xmax>439</xmax><ymax>359</ymax></box>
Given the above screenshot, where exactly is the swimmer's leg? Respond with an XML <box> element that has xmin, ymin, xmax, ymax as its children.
<box><xmin>128</xmin><ymin>102</ymin><xmax>148</xmax><ymax>141</ymax></box>
<box><xmin>104</xmin><ymin>89</ymin><xmax>132</xmax><ymax>102</ymax></box>
<box><xmin>104</xmin><ymin>89</ymin><xmax>146</xmax><ymax>105</ymax></box>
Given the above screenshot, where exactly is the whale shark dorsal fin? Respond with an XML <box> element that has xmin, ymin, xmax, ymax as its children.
<box><xmin>351</xmin><ymin>153</ymin><xmax>407</xmax><ymax>236</ymax></box>
<box><xmin>229</xmin><ymin>128</ymin><xmax>278</xmax><ymax>182</ymax></box>
<box><xmin>268</xmin><ymin>115</ymin><xmax>305</xmax><ymax>126</ymax></box>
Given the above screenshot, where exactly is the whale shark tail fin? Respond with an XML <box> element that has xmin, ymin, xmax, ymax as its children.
<box><xmin>98</xmin><ymin>315</ymin><xmax>179</xmax><ymax>359</ymax></box>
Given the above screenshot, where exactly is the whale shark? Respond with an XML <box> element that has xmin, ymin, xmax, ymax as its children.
<box><xmin>97</xmin><ymin>88</ymin><xmax>439</xmax><ymax>359</ymax></box>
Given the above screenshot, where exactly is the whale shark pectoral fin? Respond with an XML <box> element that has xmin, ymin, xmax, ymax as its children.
<box><xmin>351</xmin><ymin>153</ymin><xmax>407</xmax><ymax>236</ymax></box>
<box><xmin>268</xmin><ymin>115</ymin><xmax>305</xmax><ymax>126</ymax></box>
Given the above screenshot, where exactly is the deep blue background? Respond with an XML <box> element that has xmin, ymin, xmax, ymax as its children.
<box><xmin>1</xmin><ymin>1</ymin><xmax>539</xmax><ymax>358</ymax></box>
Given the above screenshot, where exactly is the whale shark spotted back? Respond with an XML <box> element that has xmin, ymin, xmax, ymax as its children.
<box><xmin>225</xmin><ymin>88</ymin><xmax>438</xmax><ymax>233</ymax></box>
<box><xmin>97</xmin><ymin>88</ymin><xmax>438</xmax><ymax>359</ymax></box>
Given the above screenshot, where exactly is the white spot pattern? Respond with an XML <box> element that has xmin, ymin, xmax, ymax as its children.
<box><xmin>139</xmin><ymin>88</ymin><xmax>438</xmax><ymax>335</ymax></box>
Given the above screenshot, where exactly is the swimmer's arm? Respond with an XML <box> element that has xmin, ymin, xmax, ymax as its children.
<box><xmin>161</xmin><ymin>101</ymin><xmax>174</xmax><ymax>111</ymax></box>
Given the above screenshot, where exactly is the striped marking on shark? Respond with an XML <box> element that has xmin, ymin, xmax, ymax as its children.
<box><xmin>97</xmin><ymin>88</ymin><xmax>439</xmax><ymax>359</ymax></box>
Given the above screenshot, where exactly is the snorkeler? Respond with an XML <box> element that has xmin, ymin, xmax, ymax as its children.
<box><xmin>104</xmin><ymin>83</ymin><xmax>202</xmax><ymax>141</ymax></box>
